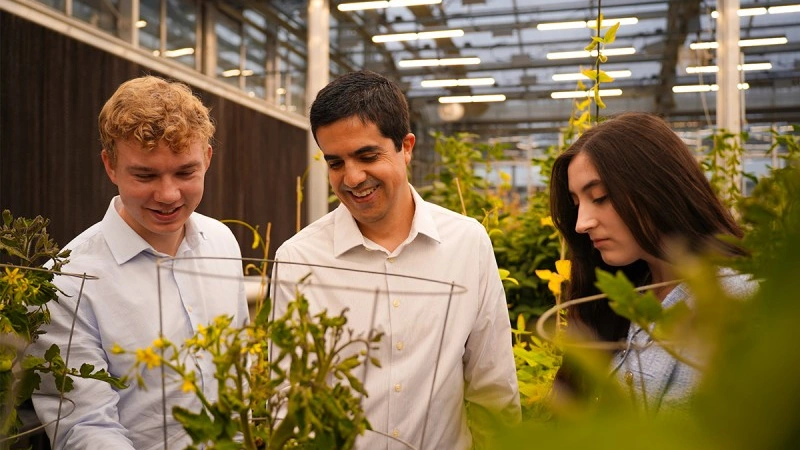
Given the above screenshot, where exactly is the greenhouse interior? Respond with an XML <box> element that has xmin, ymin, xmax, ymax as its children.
<box><xmin>1</xmin><ymin>0</ymin><xmax>799</xmax><ymax>449</ymax></box>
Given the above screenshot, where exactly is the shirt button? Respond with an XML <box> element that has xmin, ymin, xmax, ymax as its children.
<box><xmin>396</xmin><ymin>342</ymin><xmax>404</xmax><ymax>351</ymax></box>
<box><xmin>187</xmin><ymin>306</ymin><xmax>193</xmax><ymax>313</ymax></box>
<box><xmin>392</xmin><ymin>429</ymin><xmax>400</xmax><ymax>438</ymax></box>
<box><xmin>394</xmin><ymin>383</ymin><xmax>402</xmax><ymax>392</ymax></box>
<box><xmin>624</xmin><ymin>371</ymin><xmax>634</xmax><ymax>386</ymax></box>
<box><xmin>387</xmin><ymin>257</ymin><xmax>396</xmax><ymax>263</ymax></box>
<box><xmin>392</xmin><ymin>299</ymin><xmax>400</xmax><ymax>308</ymax></box>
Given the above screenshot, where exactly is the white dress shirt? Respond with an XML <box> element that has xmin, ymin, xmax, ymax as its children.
<box><xmin>32</xmin><ymin>196</ymin><xmax>249</xmax><ymax>450</ymax></box>
<box><xmin>273</xmin><ymin>185</ymin><xmax>520</xmax><ymax>450</ymax></box>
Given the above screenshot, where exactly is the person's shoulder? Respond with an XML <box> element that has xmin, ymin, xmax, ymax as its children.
<box><xmin>277</xmin><ymin>211</ymin><xmax>336</xmax><ymax>252</ymax></box>
<box><xmin>190</xmin><ymin>211</ymin><xmax>233</xmax><ymax>234</ymax></box>
<box><xmin>421</xmin><ymin>199</ymin><xmax>480</xmax><ymax>224</ymax></box>
<box><xmin>421</xmin><ymin>199</ymin><xmax>486</xmax><ymax>233</ymax></box>
<box><xmin>62</xmin><ymin>221</ymin><xmax>107</xmax><ymax>258</ymax></box>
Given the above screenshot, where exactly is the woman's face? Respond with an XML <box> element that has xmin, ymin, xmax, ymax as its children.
<box><xmin>567</xmin><ymin>152</ymin><xmax>651</xmax><ymax>267</ymax></box>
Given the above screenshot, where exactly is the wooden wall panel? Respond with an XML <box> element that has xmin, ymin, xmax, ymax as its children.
<box><xmin>0</xmin><ymin>11</ymin><xmax>307</xmax><ymax>260</ymax></box>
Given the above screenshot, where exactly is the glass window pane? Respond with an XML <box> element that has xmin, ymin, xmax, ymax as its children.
<box><xmin>167</xmin><ymin>0</ymin><xmax>197</xmax><ymax>68</ymax></box>
<box><xmin>216</xmin><ymin>12</ymin><xmax>242</xmax><ymax>88</ymax></box>
<box><xmin>73</xmin><ymin>0</ymin><xmax>119</xmax><ymax>34</ymax></box>
<box><xmin>138</xmin><ymin>0</ymin><xmax>160</xmax><ymax>54</ymax></box>
<box><xmin>244</xmin><ymin>21</ymin><xmax>267</xmax><ymax>99</ymax></box>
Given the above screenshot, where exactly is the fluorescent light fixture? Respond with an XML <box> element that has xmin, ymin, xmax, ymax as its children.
<box><xmin>439</xmin><ymin>94</ymin><xmax>506</xmax><ymax>103</ymax></box>
<box><xmin>739</xmin><ymin>37</ymin><xmax>788</xmax><ymax>47</ymax></box>
<box><xmin>769</xmin><ymin>4</ymin><xmax>800</xmax><ymax>14</ymax></box>
<box><xmin>398</xmin><ymin>57</ymin><xmax>480</xmax><ymax>67</ymax></box>
<box><xmin>421</xmin><ymin>77</ymin><xmax>495</xmax><ymax>87</ymax></box>
<box><xmin>152</xmin><ymin>47</ymin><xmax>195</xmax><ymax>58</ymax></box>
<box><xmin>685</xmin><ymin>62</ymin><xmax>773</xmax><ymax>74</ymax></box>
<box><xmin>690</xmin><ymin>37</ymin><xmax>788</xmax><ymax>50</ymax></box>
<box><xmin>551</xmin><ymin>69</ymin><xmax>632</xmax><ymax>81</ymax></box>
<box><xmin>546</xmin><ymin>47</ymin><xmax>636</xmax><ymax>60</ymax></box>
<box><xmin>537</xmin><ymin>21</ymin><xmax>586</xmax><ymax>30</ymax></box>
<box><xmin>417</xmin><ymin>30</ymin><xmax>465</xmax><ymax>40</ymax></box>
<box><xmin>372</xmin><ymin>29</ymin><xmax>463</xmax><ymax>43</ymax></box>
<box><xmin>586</xmin><ymin>17</ymin><xmax>639</xmax><ymax>28</ymax></box>
<box><xmin>338</xmin><ymin>0</ymin><xmax>441</xmax><ymax>11</ymax></box>
<box><xmin>537</xmin><ymin>17</ymin><xmax>638</xmax><ymax>30</ymax></box>
<box><xmin>711</xmin><ymin>7</ymin><xmax>767</xmax><ymax>18</ymax></box>
<box><xmin>550</xmin><ymin>89</ymin><xmax>623</xmax><ymax>99</ymax></box>
<box><xmin>222</xmin><ymin>69</ymin><xmax>255</xmax><ymax>77</ymax></box>
<box><xmin>672</xmin><ymin>83</ymin><xmax>750</xmax><ymax>93</ymax></box>
<box><xmin>711</xmin><ymin>5</ymin><xmax>800</xmax><ymax>17</ymax></box>
<box><xmin>135</xmin><ymin>20</ymin><xmax>147</xmax><ymax>28</ymax></box>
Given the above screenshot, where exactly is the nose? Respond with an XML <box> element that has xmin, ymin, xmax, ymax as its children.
<box><xmin>575</xmin><ymin>205</ymin><xmax>598</xmax><ymax>234</ymax></box>
<box><xmin>343</xmin><ymin>164</ymin><xmax>367</xmax><ymax>188</ymax></box>
<box><xmin>154</xmin><ymin>177</ymin><xmax>181</xmax><ymax>204</ymax></box>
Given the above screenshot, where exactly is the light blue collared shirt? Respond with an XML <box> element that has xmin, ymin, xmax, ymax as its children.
<box><xmin>33</xmin><ymin>196</ymin><xmax>249</xmax><ymax>450</ymax></box>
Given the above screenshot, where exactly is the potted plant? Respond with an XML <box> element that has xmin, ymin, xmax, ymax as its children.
<box><xmin>0</xmin><ymin>210</ymin><xmax>122</xmax><ymax>447</ymax></box>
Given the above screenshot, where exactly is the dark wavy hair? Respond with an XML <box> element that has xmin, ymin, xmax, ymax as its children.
<box><xmin>309</xmin><ymin>70</ymin><xmax>410</xmax><ymax>152</ymax></box>
<box><xmin>550</xmin><ymin>112</ymin><xmax>745</xmax><ymax>345</ymax></box>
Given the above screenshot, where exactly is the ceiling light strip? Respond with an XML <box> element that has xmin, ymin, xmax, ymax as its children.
<box><xmin>439</xmin><ymin>94</ymin><xmax>506</xmax><ymax>103</ymax></box>
<box><xmin>672</xmin><ymin>83</ymin><xmax>750</xmax><ymax>93</ymax></box>
<box><xmin>710</xmin><ymin>4</ymin><xmax>800</xmax><ymax>17</ymax></box>
<box><xmin>537</xmin><ymin>17</ymin><xmax>638</xmax><ymax>30</ymax></box>
<box><xmin>373</xmin><ymin>29</ymin><xmax>464</xmax><ymax>43</ymax></box>
<box><xmin>550</xmin><ymin>89</ymin><xmax>623</xmax><ymax>99</ymax></box>
<box><xmin>551</xmin><ymin>70</ymin><xmax>632</xmax><ymax>81</ymax></box>
<box><xmin>546</xmin><ymin>47</ymin><xmax>636</xmax><ymax>60</ymax></box>
<box><xmin>338</xmin><ymin>0</ymin><xmax>441</xmax><ymax>11</ymax></box>
<box><xmin>421</xmin><ymin>77</ymin><xmax>495</xmax><ymax>87</ymax></box>
<box><xmin>690</xmin><ymin>37</ymin><xmax>788</xmax><ymax>50</ymax></box>
<box><xmin>398</xmin><ymin>57</ymin><xmax>480</xmax><ymax>68</ymax></box>
<box><xmin>685</xmin><ymin>62</ymin><xmax>772</xmax><ymax>74</ymax></box>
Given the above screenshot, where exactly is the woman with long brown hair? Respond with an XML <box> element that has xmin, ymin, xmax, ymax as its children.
<box><xmin>549</xmin><ymin>112</ymin><xmax>755</xmax><ymax>412</ymax></box>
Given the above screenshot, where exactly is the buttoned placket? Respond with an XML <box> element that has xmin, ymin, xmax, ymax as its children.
<box><xmin>384</xmin><ymin>252</ymin><xmax>406</xmax><ymax>445</ymax></box>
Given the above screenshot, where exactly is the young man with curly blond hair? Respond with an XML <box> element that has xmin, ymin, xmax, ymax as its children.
<box><xmin>33</xmin><ymin>76</ymin><xmax>249</xmax><ymax>450</ymax></box>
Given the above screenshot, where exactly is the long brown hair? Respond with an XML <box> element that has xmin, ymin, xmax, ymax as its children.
<box><xmin>550</xmin><ymin>112</ymin><xmax>744</xmax><ymax>344</ymax></box>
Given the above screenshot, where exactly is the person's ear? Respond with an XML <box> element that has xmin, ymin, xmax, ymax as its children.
<box><xmin>204</xmin><ymin>145</ymin><xmax>213</xmax><ymax>171</ymax></box>
<box><xmin>101</xmin><ymin>149</ymin><xmax>117</xmax><ymax>185</ymax></box>
<box><xmin>401</xmin><ymin>133</ymin><xmax>415</xmax><ymax>165</ymax></box>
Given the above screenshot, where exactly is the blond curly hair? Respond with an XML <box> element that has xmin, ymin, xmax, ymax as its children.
<box><xmin>99</xmin><ymin>76</ymin><xmax>215</xmax><ymax>165</ymax></box>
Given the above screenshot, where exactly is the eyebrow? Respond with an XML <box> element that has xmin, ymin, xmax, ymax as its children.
<box><xmin>580</xmin><ymin>179</ymin><xmax>603</xmax><ymax>193</ymax></box>
<box><xmin>127</xmin><ymin>162</ymin><xmax>202</xmax><ymax>173</ymax></box>
<box><xmin>569</xmin><ymin>179</ymin><xmax>604</xmax><ymax>196</ymax></box>
<box><xmin>323</xmin><ymin>145</ymin><xmax>382</xmax><ymax>162</ymax></box>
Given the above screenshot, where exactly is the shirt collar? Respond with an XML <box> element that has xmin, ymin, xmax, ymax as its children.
<box><xmin>332</xmin><ymin>184</ymin><xmax>441</xmax><ymax>257</ymax></box>
<box><xmin>100</xmin><ymin>196</ymin><xmax>204</xmax><ymax>264</ymax></box>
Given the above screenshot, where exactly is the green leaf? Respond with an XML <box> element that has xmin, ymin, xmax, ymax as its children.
<box><xmin>596</xmin><ymin>270</ymin><xmax>663</xmax><ymax>326</ymax></box>
<box><xmin>21</xmin><ymin>355</ymin><xmax>46</xmax><ymax>370</ymax></box>
<box><xmin>44</xmin><ymin>343</ymin><xmax>61</xmax><ymax>362</ymax></box>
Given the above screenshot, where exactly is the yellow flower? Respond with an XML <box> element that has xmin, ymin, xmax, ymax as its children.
<box><xmin>181</xmin><ymin>373</ymin><xmax>196</xmax><ymax>393</ymax></box>
<box><xmin>152</xmin><ymin>337</ymin><xmax>167</xmax><ymax>349</ymax></box>
<box><xmin>2</xmin><ymin>267</ymin><xmax>23</xmax><ymax>285</ymax></box>
<box><xmin>535</xmin><ymin>259</ymin><xmax>572</xmax><ymax>296</ymax></box>
<box><xmin>540</xmin><ymin>216</ymin><xmax>554</xmax><ymax>228</ymax></box>
<box><xmin>135</xmin><ymin>347</ymin><xmax>161</xmax><ymax>370</ymax></box>
<box><xmin>111</xmin><ymin>343</ymin><xmax>125</xmax><ymax>355</ymax></box>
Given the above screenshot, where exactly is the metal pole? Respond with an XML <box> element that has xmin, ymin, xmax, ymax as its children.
<box><xmin>715</xmin><ymin>0</ymin><xmax>742</xmax><ymax>203</ymax></box>
<box><xmin>305</xmin><ymin>0</ymin><xmax>330</xmax><ymax>224</ymax></box>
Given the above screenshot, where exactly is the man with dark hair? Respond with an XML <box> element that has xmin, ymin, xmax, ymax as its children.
<box><xmin>273</xmin><ymin>70</ymin><xmax>520</xmax><ymax>449</ymax></box>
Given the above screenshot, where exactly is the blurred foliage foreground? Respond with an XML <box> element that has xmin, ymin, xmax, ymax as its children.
<box><xmin>499</xmin><ymin>133</ymin><xmax>800</xmax><ymax>448</ymax></box>
<box><xmin>422</xmin><ymin>129</ymin><xmax>800</xmax><ymax>449</ymax></box>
